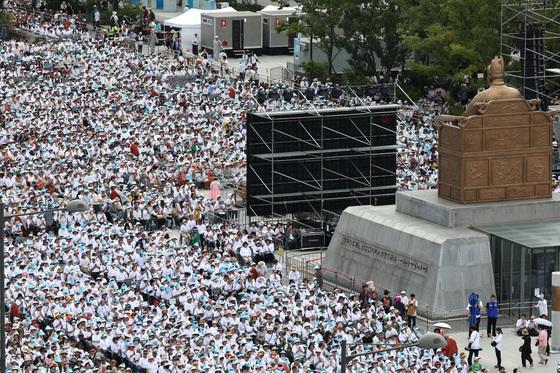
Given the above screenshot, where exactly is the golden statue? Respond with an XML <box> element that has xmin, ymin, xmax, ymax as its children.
<box><xmin>464</xmin><ymin>56</ymin><xmax>522</xmax><ymax>116</ymax></box>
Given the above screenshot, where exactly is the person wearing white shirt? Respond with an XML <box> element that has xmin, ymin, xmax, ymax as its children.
<box><xmin>191</xmin><ymin>33</ymin><xmax>199</xmax><ymax>55</ymax></box>
<box><xmin>400</xmin><ymin>290</ymin><xmax>409</xmax><ymax>312</ymax></box>
<box><xmin>516</xmin><ymin>314</ymin><xmax>529</xmax><ymax>335</ymax></box>
<box><xmin>535</xmin><ymin>295</ymin><xmax>548</xmax><ymax>317</ymax></box>
<box><xmin>467</xmin><ymin>326</ymin><xmax>481</xmax><ymax>366</ymax></box>
<box><xmin>289</xmin><ymin>268</ymin><xmax>301</xmax><ymax>284</ymax></box>
<box><xmin>493</xmin><ymin>327</ymin><xmax>503</xmax><ymax>369</ymax></box>
<box><xmin>239</xmin><ymin>242</ymin><xmax>252</xmax><ymax>265</ymax></box>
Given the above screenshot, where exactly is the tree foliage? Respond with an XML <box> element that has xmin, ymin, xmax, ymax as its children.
<box><xmin>276</xmin><ymin>0</ymin><xmax>345</xmax><ymax>74</ymax></box>
<box><xmin>280</xmin><ymin>0</ymin><xmax>503</xmax><ymax>89</ymax></box>
<box><xmin>339</xmin><ymin>0</ymin><xmax>405</xmax><ymax>77</ymax></box>
<box><xmin>400</xmin><ymin>0</ymin><xmax>500</xmax><ymax>83</ymax></box>
<box><xmin>298</xmin><ymin>0</ymin><xmax>345</xmax><ymax>74</ymax></box>
<box><xmin>0</xmin><ymin>10</ymin><xmax>12</xmax><ymax>27</ymax></box>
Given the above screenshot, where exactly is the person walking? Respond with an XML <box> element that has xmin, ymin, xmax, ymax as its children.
<box><xmin>520</xmin><ymin>328</ymin><xmax>533</xmax><ymax>368</ymax></box>
<box><xmin>467</xmin><ymin>325</ymin><xmax>481</xmax><ymax>366</ymax></box>
<box><xmin>492</xmin><ymin>327</ymin><xmax>503</xmax><ymax>369</ymax></box>
<box><xmin>467</xmin><ymin>292</ymin><xmax>482</xmax><ymax>331</ymax></box>
<box><xmin>486</xmin><ymin>294</ymin><xmax>499</xmax><ymax>337</ymax></box>
<box><xmin>537</xmin><ymin>325</ymin><xmax>549</xmax><ymax>365</ymax></box>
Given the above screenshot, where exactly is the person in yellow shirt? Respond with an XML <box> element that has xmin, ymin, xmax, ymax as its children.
<box><xmin>407</xmin><ymin>293</ymin><xmax>418</xmax><ymax>328</ymax></box>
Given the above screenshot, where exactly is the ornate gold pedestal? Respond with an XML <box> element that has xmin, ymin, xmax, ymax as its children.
<box><xmin>436</xmin><ymin>98</ymin><xmax>554</xmax><ymax>203</ymax></box>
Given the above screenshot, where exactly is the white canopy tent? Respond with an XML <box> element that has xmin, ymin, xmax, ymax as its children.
<box><xmin>164</xmin><ymin>7</ymin><xmax>237</xmax><ymax>52</ymax></box>
<box><xmin>260</xmin><ymin>4</ymin><xmax>297</xmax><ymax>12</ymax></box>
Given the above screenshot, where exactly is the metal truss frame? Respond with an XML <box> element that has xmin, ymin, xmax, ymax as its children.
<box><xmin>247</xmin><ymin>105</ymin><xmax>399</xmax><ymax>223</ymax></box>
<box><xmin>501</xmin><ymin>0</ymin><xmax>560</xmax><ymax>103</ymax></box>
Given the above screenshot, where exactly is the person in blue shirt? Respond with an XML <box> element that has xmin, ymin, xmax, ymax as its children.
<box><xmin>467</xmin><ymin>292</ymin><xmax>481</xmax><ymax>331</ymax></box>
<box><xmin>486</xmin><ymin>294</ymin><xmax>499</xmax><ymax>337</ymax></box>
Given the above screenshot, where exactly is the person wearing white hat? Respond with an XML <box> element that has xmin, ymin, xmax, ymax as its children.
<box><xmin>535</xmin><ymin>294</ymin><xmax>548</xmax><ymax>317</ymax></box>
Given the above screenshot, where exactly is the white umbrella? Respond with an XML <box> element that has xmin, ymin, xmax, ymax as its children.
<box><xmin>433</xmin><ymin>322</ymin><xmax>452</xmax><ymax>329</ymax></box>
<box><xmin>535</xmin><ymin>318</ymin><xmax>553</xmax><ymax>327</ymax></box>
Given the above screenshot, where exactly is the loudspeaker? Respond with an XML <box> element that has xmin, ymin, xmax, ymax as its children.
<box><xmin>300</xmin><ymin>230</ymin><xmax>325</xmax><ymax>249</ymax></box>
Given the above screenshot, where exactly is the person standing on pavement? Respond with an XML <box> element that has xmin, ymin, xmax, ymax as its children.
<box><xmin>213</xmin><ymin>36</ymin><xmax>222</xmax><ymax>59</ymax></box>
<box><xmin>192</xmin><ymin>33</ymin><xmax>199</xmax><ymax>55</ymax></box>
<box><xmin>314</xmin><ymin>265</ymin><xmax>323</xmax><ymax>288</ymax></box>
<box><xmin>486</xmin><ymin>294</ymin><xmax>499</xmax><ymax>337</ymax></box>
<box><xmin>535</xmin><ymin>294</ymin><xmax>548</xmax><ymax>317</ymax></box>
<box><xmin>400</xmin><ymin>290</ymin><xmax>409</xmax><ymax>312</ymax></box>
<box><xmin>148</xmin><ymin>29</ymin><xmax>157</xmax><ymax>55</ymax></box>
<box><xmin>520</xmin><ymin>328</ymin><xmax>533</xmax><ymax>368</ymax></box>
<box><xmin>467</xmin><ymin>292</ymin><xmax>482</xmax><ymax>331</ymax></box>
<box><xmin>492</xmin><ymin>327</ymin><xmax>503</xmax><ymax>369</ymax></box>
<box><xmin>407</xmin><ymin>294</ymin><xmax>418</xmax><ymax>329</ymax></box>
<box><xmin>467</xmin><ymin>325</ymin><xmax>481</xmax><ymax>366</ymax></box>
<box><xmin>537</xmin><ymin>325</ymin><xmax>549</xmax><ymax>365</ymax></box>
<box><xmin>93</xmin><ymin>6</ymin><xmax>101</xmax><ymax>28</ymax></box>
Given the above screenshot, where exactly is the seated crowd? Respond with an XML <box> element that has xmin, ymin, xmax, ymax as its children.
<box><xmin>0</xmin><ymin>3</ymin><xmax>461</xmax><ymax>372</ymax></box>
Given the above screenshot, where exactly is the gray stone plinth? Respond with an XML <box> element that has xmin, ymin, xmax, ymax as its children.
<box><xmin>323</xmin><ymin>205</ymin><xmax>495</xmax><ymax>318</ymax></box>
<box><xmin>396</xmin><ymin>190</ymin><xmax>560</xmax><ymax>228</ymax></box>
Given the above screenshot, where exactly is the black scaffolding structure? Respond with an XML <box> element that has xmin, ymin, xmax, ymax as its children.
<box><xmin>501</xmin><ymin>0</ymin><xmax>560</xmax><ymax>109</ymax></box>
<box><xmin>246</xmin><ymin>105</ymin><xmax>399</xmax><ymax>222</ymax></box>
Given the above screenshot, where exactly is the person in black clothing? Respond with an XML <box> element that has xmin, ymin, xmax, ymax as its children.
<box><xmin>520</xmin><ymin>328</ymin><xmax>533</xmax><ymax>368</ymax></box>
<box><xmin>382</xmin><ymin>289</ymin><xmax>392</xmax><ymax>313</ymax></box>
<box><xmin>282</xmin><ymin>88</ymin><xmax>294</xmax><ymax>103</ymax></box>
<box><xmin>394</xmin><ymin>295</ymin><xmax>406</xmax><ymax>316</ymax></box>
<box><xmin>256</xmin><ymin>88</ymin><xmax>267</xmax><ymax>105</ymax></box>
<box><xmin>330</xmin><ymin>84</ymin><xmax>342</xmax><ymax>100</ymax></box>
<box><xmin>304</xmin><ymin>87</ymin><xmax>315</xmax><ymax>100</ymax></box>
<box><xmin>358</xmin><ymin>284</ymin><xmax>370</xmax><ymax>309</ymax></box>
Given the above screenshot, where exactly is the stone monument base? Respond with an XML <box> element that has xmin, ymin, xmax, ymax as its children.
<box><xmin>323</xmin><ymin>190</ymin><xmax>560</xmax><ymax>318</ymax></box>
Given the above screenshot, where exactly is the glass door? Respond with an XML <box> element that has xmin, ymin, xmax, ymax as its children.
<box><xmin>530</xmin><ymin>248</ymin><xmax>558</xmax><ymax>301</ymax></box>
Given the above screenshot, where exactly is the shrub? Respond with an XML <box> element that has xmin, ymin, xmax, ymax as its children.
<box><xmin>0</xmin><ymin>10</ymin><xmax>12</xmax><ymax>27</ymax></box>
<box><xmin>300</xmin><ymin>60</ymin><xmax>329</xmax><ymax>82</ymax></box>
<box><xmin>342</xmin><ymin>68</ymin><xmax>370</xmax><ymax>85</ymax></box>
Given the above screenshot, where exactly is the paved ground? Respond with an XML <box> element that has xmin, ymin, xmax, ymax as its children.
<box><xmin>278</xmin><ymin>249</ymin><xmax>560</xmax><ymax>371</ymax></box>
<box><xmin>444</xmin><ymin>328</ymin><xmax>559</xmax><ymax>371</ymax></box>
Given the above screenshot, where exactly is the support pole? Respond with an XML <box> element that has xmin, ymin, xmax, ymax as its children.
<box><xmin>551</xmin><ymin>271</ymin><xmax>560</xmax><ymax>350</ymax></box>
<box><xmin>1</xmin><ymin>202</ymin><xmax>5</xmax><ymax>373</ymax></box>
<box><xmin>340</xmin><ymin>339</ymin><xmax>347</xmax><ymax>373</ymax></box>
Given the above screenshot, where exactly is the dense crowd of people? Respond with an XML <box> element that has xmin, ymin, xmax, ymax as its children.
<box><xmin>0</xmin><ymin>4</ymin><xmax>460</xmax><ymax>372</ymax></box>
<box><xmin>396</xmin><ymin>87</ymin><xmax>447</xmax><ymax>191</ymax></box>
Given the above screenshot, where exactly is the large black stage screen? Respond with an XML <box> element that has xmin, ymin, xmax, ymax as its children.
<box><xmin>246</xmin><ymin>105</ymin><xmax>399</xmax><ymax>217</ymax></box>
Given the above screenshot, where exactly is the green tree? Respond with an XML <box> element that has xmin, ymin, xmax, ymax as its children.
<box><xmin>340</xmin><ymin>0</ymin><xmax>406</xmax><ymax>78</ymax></box>
<box><xmin>279</xmin><ymin>0</ymin><xmax>345</xmax><ymax>74</ymax></box>
<box><xmin>0</xmin><ymin>10</ymin><xmax>11</xmax><ymax>26</ymax></box>
<box><xmin>400</xmin><ymin>0</ymin><xmax>500</xmax><ymax>83</ymax></box>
